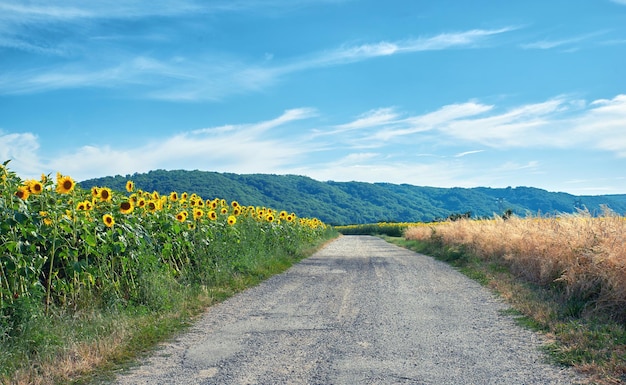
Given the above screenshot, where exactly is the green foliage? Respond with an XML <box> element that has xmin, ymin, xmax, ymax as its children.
<box><xmin>335</xmin><ymin>223</ymin><xmax>410</xmax><ymax>237</ymax></box>
<box><xmin>0</xmin><ymin>162</ymin><xmax>334</xmax><ymax>381</ymax></box>
<box><xmin>81</xmin><ymin>170</ymin><xmax>626</xmax><ymax>225</ymax></box>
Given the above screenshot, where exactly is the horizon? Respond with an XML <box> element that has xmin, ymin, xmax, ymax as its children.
<box><xmin>1</xmin><ymin>1</ymin><xmax>625</xmax><ymax>196</ymax></box>
<box><xmin>78</xmin><ymin>167</ymin><xmax>625</xmax><ymax>198</ymax></box>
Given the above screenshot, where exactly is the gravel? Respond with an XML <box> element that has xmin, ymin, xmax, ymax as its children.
<box><xmin>112</xmin><ymin>235</ymin><xmax>584</xmax><ymax>384</ymax></box>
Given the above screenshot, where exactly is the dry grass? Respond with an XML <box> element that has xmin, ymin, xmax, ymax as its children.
<box><xmin>405</xmin><ymin>211</ymin><xmax>626</xmax><ymax>322</ymax></box>
<box><xmin>403</xmin><ymin>211</ymin><xmax>626</xmax><ymax>383</ymax></box>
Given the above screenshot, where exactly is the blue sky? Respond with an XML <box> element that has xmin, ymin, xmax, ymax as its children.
<box><xmin>1</xmin><ymin>0</ymin><xmax>625</xmax><ymax>195</ymax></box>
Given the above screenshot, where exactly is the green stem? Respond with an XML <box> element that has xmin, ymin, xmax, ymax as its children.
<box><xmin>46</xmin><ymin>237</ymin><xmax>55</xmax><ymax>316</ymax></box>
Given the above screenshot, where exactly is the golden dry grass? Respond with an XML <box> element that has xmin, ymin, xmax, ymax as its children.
<box><xmin>404</xmin><ymin>211</ymin><xmax>626</xmax><ymax>321</ymax></box>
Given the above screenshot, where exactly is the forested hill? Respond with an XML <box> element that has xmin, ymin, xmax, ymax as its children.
<box><xmin>79</xmin><ymin>169</ymin><xmax>626</xmax><ymax>225</ymax></box>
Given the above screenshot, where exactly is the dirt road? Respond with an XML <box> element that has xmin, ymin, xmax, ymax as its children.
<box><xmin>113</xmin><ymin>235</ymin><xmax>582</xmax><ymax>384</ymax></box>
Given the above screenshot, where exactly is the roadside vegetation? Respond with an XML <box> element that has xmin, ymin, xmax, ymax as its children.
<box><xmin>0</xmin><ymin>161</ymin><xmax>336</xmax><ymax>385</ymax></box>
<box><xmin>335</xmin><ymin>222</ymin><xmax>419</xmax><ymax>237</ymax></box>
<box><xmin>391</xmin><ymin>211</ymin><xmax>625</xmax><ymax>384</ymax></box>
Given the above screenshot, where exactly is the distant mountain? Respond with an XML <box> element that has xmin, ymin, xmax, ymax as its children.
<box><xmin>79</xmin><ymin>170</ymin><xmax>626</xmax><ymax>225</ymax></box>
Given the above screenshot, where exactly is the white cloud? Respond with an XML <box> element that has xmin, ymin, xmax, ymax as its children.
<box><xmin>520</xmin><ymin>31</ymin><xmax>607</xmax><ymax>50</ymax></box>
<box><xmin>315</xmin><ymin>94</ymin><xmax>626</xmax><ymax>158</ymax></box>
<box><xmin>10</xmin><ymin>109</ymin><xmax>318</xmax><ymax>181</ymax></box>
<box><xmin>7</xmin><ymin>94</ymin><xmax>626</xmax><ymax>194</ymax></box>
<box><xmin>0</xmin><ymin>26</ymin><xmax>518</xmax><ymax>100</ymax></box>
<box><xmin>571</xmin><ymin>95</ymin><xmax>626</xmax><ymax>156</ymax></box>
<box><xmin>380</xmin><ymin>102</ymin><xmax>494</xmax><ymax>140</ymax></box>
<box><xmin>438</xmin><ymin>98</ymin><xmax>574</xmax><ymax>147</ymax></box>
<box><xmin>324</xmin><ymin>101</ymin><xmax>493</xmax><ymax>145</ymax></box>
<box><xmin>454</xmin><ymin>150</ymin><xmax>485</xmax><ymax>158</ymax></box>
<box><xmin>193</xmin><ymin>108</ymin><xmax>317</xmax><ymax>136</ymax></box>
<box><xmin>333</xmin><ymin>108</ymin><xmax>400</xmax><ymax>131</ymax></box>
<box><xmin>0</xmin><ymin>132</ymin><xmax>43</xmax><ymax>177</ymax></box>
<box><xmin>286</xmin><ymin>27</ymin><xmax>517</xmax><ymax>71</ymax></box>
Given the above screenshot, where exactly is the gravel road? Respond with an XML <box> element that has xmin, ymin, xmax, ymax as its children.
<box><xmin>112</xmin><ymin>235</ymin><xmax>583</xmax><ymax>385</ymax></box>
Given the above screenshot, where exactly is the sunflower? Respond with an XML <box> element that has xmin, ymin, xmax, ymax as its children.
<box><xmin>146</xmin><ymin>200</ymin><xmax>158</xmax><ymax>212</ymax></box>
<box><xmin>120</xmin><ymin>200</ymin><xmax>134</xmax><ymax>214</ymax></box>
<box><xmin>15</xmin><ymin>186</ymin><xmax>30</xmax><ymax>200</ymax></box>
<box><xmin>26</xmin><ymin>179</ymin><xmax>43</xmax><ymax>194</ymax></box>
<box><xmin>231</xmin><ymin>200</ymin><xmax>240</xmax><ymax>209</ymax></box>
<box><xmin>220</xmin><ymin>207</ymin><xmax>228</xmax><ymax>215</ymax></box>
<box><xmin>207</xmin><ymin>210</ymin><xmax>217</xmax><ymax>220</ymax></box>
<box><xmin>169</xmin><ymin>192</ymin><xmax>179</xmax><ymax>202</ymax></box>
<box><xmin>91</xmin><ymin>186</ymin><xmax>99</xmax><ymax>197</ymax></box>
<box><xmin>266</xmin><ymin>214</ymin><xmax>275</xmax><ymax>222</ymax></box>
<box><xmin>137</xmin><ymin>198</ymin><xmax>146</xmax><ymax>208</ymax></box>
<box><xmin>102</xmin><ymin>213</ymin><xmax>114</xmax><ymax>227</ymax></box>
<box><xmin>175</xmin><ymin>211</ymin><xmax>187</xmax><ymax>222</ymax></box>
<box><xmin>233</xmin><ymin>207</ymin><xmax>241</xmax><ymax>216</ymax></box>
<box><xmin>181</xmin><ymin>192</ymin><xmax>188</xmax><ymax>201</ymax></box>
<box><xmin>56</xmin><ymin>175</ymin><xmax>75</xmax><ymax>194</ymax></box>
<box><xmin>126</xmin><ymin>180</ymin><xmax>135</xmax><ymax>193</ymax></box>
<box><xmin>98</xmin><ymin>187</ymin><xmax>112</xmax><ymax>202</ymax></box>
<box><xmin>210</xmin><ymin>200</ymin><xmax>218</xmax><ymax>209</ymax></box>
<box><xmin>227</xmin><ymin>215</ymin><xmax>237</xmax><ymax>226</ymax></box>
<box><xmin>76</xmin><ymin>201</ymin><xmax>87</xmax><ymax>211</ymax></box>
<box><xmin>193</xmin><ymin>208</ymin><xmax>204</xmax><ymax>221</ymax></box>
<box><xmin>40</xmin><ymin>211</ymin><xmax>53</xmax><ymax>226</ymax></box>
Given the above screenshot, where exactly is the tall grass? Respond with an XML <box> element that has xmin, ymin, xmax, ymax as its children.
<box><xmin>404</xmin><ymin>210</ymin><xmax>626</xmax><ymax>322</ymax></box>
<box><xmin>403</xmin><ymin>211</ymin><xmax>626</xmax><ymax>382</ymax></box>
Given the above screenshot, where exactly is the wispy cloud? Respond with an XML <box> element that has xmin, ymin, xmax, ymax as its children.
<box><xmin>330</xmin><ymin>102</ymin><xmax>493</xmax><ymax>142</ymax></box>
<box><xmin>520</xmin><ymin>31</ymin><xmax>607</xmax><ymax>50</ymax></box>
<box><xmin>4</xmin><ymin>94</ymin><xmax>626</xmax><ymax>193</ymax></box>
<box><xmin>284</xmin><ymin>27</ymin><xmax>518</xmax><ymax>71</ymax></box>
<box><xmin>0</xmin><ymin>131</ymin><xmax>42</xmax><ymax>176</ymax></box>
<box><xmin>330</xmin><ymin>108</ymin><xmax>400</xmax><ymax>133</ymax></box>
<box><xmin>454</xmin><ymin>150</ymin><xmax>485</xmax><ymax>158</ymax></box>
<box><xmin>0</xmin><ymin>24</ymin><xmax>518</xmax><ymax>99</ymax></box>
<box><xmin>0</xmin><ymin>0</ymin><xmax>347</xmax><ymax>57</ymax></box>
<box><xmin>3</xmin><ymin>108</ymin><xmax>319</xmax><ymax>181</ymax></box>
<box><xmin>315</xmin><ymin>94</ymin><xmax>626</xmax><ymax>157</ymax></box>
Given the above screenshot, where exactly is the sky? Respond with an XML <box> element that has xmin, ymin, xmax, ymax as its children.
<box><xmin>1</xmin><ymin>0</ymin><xmax>625</xmax><ymax>196</ymax></box>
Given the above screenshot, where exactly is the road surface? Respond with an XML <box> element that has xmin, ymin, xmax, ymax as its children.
<box><xmin>113</xmin><ymin>235</ymin><xmax>582</xmax><ymax>384</ymax></box>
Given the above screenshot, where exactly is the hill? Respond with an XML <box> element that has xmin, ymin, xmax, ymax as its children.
<box><xmin>79</xmin><ymin>170</ymin><xmax>626</xmax><ymax>225</ymax></box>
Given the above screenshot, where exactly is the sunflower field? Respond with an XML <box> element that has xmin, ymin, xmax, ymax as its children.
<box><xmin>0</xmin><ymin>161</ymin><xmax>330</xmax><ymax>342</ymax></box>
